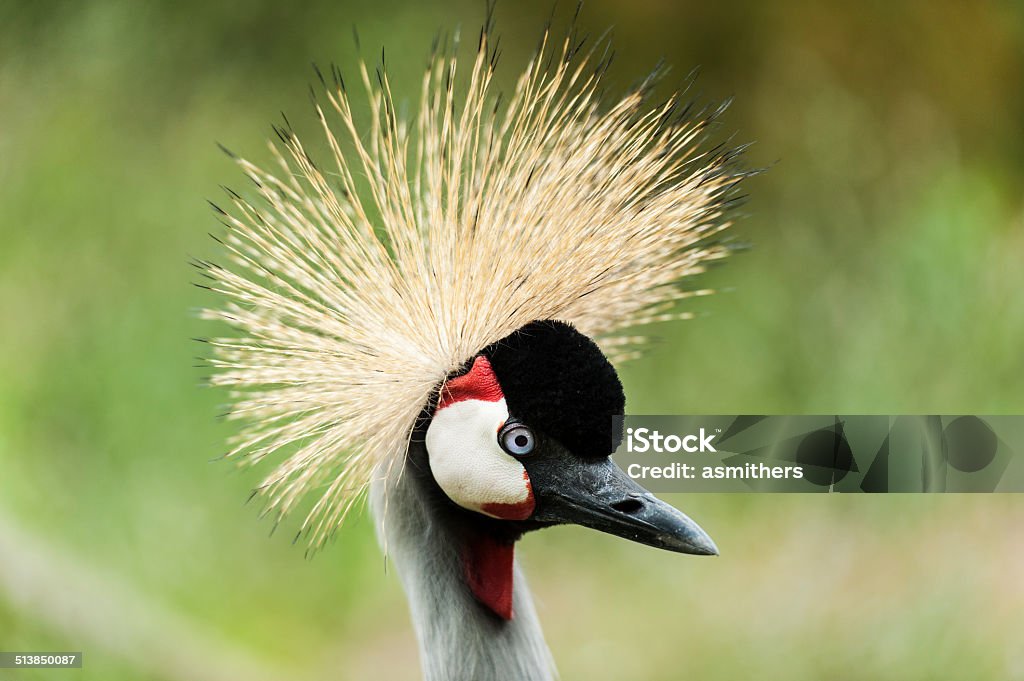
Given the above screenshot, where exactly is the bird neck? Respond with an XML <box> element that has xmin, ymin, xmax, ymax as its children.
<box><xmin>370</xmin><ymin>444</ymin><xmax>555</xmax><ymax>681</ymax></box>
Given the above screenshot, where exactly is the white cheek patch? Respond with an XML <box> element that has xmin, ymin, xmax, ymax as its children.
<box><xmin>425</xmin><ymin>397</ymin><xmax>535</xmax><ymax>520</ymax></box>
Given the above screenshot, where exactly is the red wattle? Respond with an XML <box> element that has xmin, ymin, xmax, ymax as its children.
<box><xmin>462</xmin><ymin>534</ymin><xmax>515</xmax><ymax>620</ymax></box>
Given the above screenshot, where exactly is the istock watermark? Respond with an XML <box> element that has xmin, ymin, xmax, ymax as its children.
<box><xmin>626</xmin><ymin>427</ymin><xmax>718</xmax><ymax>453</ymax></box>
<box><xmin>613</xmin><ymin>415</ymin><xmax>1024</xmax><ymax>493</ymax></box>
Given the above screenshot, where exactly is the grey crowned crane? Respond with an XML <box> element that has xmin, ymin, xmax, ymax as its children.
<box><xmin>199</xmin><ymin>17</ymin><xmax>745</xmax><ymax>681</ymax></box>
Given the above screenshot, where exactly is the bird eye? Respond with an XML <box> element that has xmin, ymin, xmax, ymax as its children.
<box><xmin>499</xmin><ymin>421</ymin><xmax>535</xmax><ymax>457</ymax></box>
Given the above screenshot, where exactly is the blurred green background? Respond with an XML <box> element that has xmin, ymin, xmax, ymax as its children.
<box><xmin>1</xmin><ymin>1</ymin><xmax>1022</xmax><ymax>679</ymax></box>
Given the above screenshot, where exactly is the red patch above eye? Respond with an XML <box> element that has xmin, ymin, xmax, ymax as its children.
<box><xmin>436</xmin><ymin>355</ymin><xmax>504</xmax><ymax>412</ymax></box>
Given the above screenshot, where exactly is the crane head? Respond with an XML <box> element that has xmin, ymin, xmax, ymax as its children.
<box><xmin>423</xmin><ymin>320</ymin><xmax>717</xmax><ymax>589</ymax></box>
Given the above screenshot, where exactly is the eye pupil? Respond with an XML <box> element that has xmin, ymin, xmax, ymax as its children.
<box><xmin>499</xmin><ymin>422</ymin><xmax>535</xmax><ymax>456</ymax></box>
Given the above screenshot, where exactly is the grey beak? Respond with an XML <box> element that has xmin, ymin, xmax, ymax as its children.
<box><xmin>529</xmin><ymin>457</ymin><xmax>718</xmax><ymax>556</ymax></box>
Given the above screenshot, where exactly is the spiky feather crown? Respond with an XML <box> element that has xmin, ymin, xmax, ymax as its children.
<box><xmin>198</xmin><ymin>21</ymin><xmax>745</xmax><ymax>546</ymax></box>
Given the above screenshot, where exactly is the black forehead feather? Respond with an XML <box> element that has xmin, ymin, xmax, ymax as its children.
<box><xmin>481</xmin><ymin>320</ymin><xmax>625</xmax><ymax>459</ymax></box>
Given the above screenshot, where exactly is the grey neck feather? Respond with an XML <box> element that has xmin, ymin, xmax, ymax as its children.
<box><xmin>370</xmin><ymin>453</ymin><xmax>556</xmax><ymax>681</ymax></box>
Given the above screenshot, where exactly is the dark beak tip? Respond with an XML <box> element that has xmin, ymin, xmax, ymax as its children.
<box><xmin>635</xmin><ymin>495</ymin><xmax>719</xmax><ymax>557</ymax></box>
<box><xmin>666</xmin><ymin>528</ymin><xmax>719</xmax><ymax>556</ymax></box>
<box><xmin>691</xmin><ymin>540</ymin><xmax>720</xmax><ymax>557</ymax></box>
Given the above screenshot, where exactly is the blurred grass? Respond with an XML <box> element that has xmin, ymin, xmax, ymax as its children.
<box><xmin>0</xmin><ymin>1</ymin><xmax>1022</xmax><ymax>679</ymax></box>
